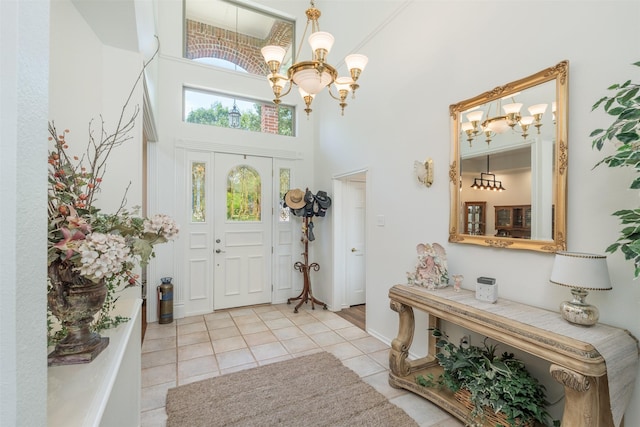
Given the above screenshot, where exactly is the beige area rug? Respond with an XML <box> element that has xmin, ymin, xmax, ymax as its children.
<box><xmin>165</xmin><ymin>351</ymin><xmax>418</xmax><ymax>427</ymax></box>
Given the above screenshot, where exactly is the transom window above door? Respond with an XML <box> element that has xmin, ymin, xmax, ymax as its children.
<box><xmin>183</xmin><ymin>88</ymin><xmax>295</xmax><ymax>136</ymax></box>
<box><xmin>184</xmin><ymin>0</ymin><xmax>294</xmax><ymax>77</ymax></box>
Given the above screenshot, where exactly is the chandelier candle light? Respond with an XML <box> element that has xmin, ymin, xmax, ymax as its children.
<box><xmin>260</xmin><ymin>0</ymin><xmax>368</xmax><ymax>116</ymax></box>
<box><xmin>470</xmin><ymin>155</ymin><xmax>506</xmax><ymax>191</ymax></box>
<box><xmin>549</xmin><ymin>251</ymin><xmax>612</xmax><ymax>326</ymax></box>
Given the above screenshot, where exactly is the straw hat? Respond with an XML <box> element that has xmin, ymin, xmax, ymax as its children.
<box><xmin>284</xmin><ymin>188</ymin><xmax>306</xmax><ymax>209</ymax></box>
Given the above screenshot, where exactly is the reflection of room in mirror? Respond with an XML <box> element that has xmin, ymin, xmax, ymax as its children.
<box><xmin>449</xmin><ymin>60</ymin><xmax>568</xmax><ymax>252</ymax></box>
<box><xmin>458</xmin><ymin>81</ymin><xmax>556</xmax><ymax>242</ymax></box>
<box><xmin>459</xmin><ymin>146</ymin><xmax>554</xmax><ymax>241</ymax></box>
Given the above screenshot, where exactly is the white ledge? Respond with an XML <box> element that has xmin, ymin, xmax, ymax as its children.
<box><xmin>48</xmin><ymin>294</ymin><xmax>142</xmax><ymax>427</ymax></box>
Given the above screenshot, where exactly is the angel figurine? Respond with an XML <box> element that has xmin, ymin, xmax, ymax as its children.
<box><xmin>452</xmin><ymin>274</ymin><xmax>463</xmax><ymax>292</ymax></box>
<box><xmin>407</xmin><ymin>242</ymin><xmax>448</xmax><ymax>289</ymax></box>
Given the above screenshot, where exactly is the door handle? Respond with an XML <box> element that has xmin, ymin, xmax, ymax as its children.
<box><xmin>351</xmin><ymin>248</ymin><xmax>357</xmax><ymax>252</ymax></box>
<box><xmin>216</xmin><ymin>249</ymin><xmax>226</xmax><ymax>254</ymax></box>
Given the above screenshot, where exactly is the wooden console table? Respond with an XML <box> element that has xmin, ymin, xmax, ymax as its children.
<box><xmin>388</xmin><ymin>284</ymin><xmax>638</xmax><ymax>427</ymax></box>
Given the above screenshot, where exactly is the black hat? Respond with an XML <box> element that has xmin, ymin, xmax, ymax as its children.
<box><xmin>303</xmin><ymin>189</ymin><xmax>315</xmax><ymax>217</ymax></box>
<box><xmin>304</xmin><ymin>189</ymin><xmax>315</xmax><ymax>203</ymax></box>
<box><xmin>315</xmin><ymin>191</ymin><xmax>332</xmax><ymax>209</ymax></box>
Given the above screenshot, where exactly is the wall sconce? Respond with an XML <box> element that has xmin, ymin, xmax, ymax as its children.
<box><xmin>414</xmin><ymin>158</ymin><xmax>433</xmax><ymax>187</ymax></box>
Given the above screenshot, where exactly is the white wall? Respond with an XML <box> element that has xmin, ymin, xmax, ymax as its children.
<box><xmin>0</xmin><ymin>0</ymin><xmax>49</xmax><ymax>425</ymax></box>
<box><xmin>312</xmin><ymin>1</ymin><xmax>640</xmax><ymax>425</ymax></box>
<box><xmin>49</xmin><ymin>0</ymin><xmax>144</xmax><ymax>214</ymax></box>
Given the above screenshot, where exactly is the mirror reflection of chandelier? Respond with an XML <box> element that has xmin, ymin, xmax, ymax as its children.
<box><xmin>461</xmin><ymin>94</ymin><xmax>554</xmax><ymax>146</ymax></box>
<box><xmin>260</xmin><ymin>0</ymin><xmax>368</xmax><ymax>116</ymax></box>
<box><xmin>471</xmin><ymin>155</ymin><xmax>506</xmax><ymax>191</ymax></box>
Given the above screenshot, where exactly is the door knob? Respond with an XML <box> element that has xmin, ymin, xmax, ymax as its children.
<box><xmin>351</xmin><ymin>248</ymin><xmax>357</xmax><ymax>252</ymax></box>
<box><xmin>216</xmin><ymin>249</ymin><xmax>225</xmax><ymax>254</ymax></box>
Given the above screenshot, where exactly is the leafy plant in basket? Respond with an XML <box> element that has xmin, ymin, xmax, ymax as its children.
<box><xmin>591</xmin><ymin>61</ymin><xmax>640</xmax><ymax>278</ymax></box>
<box><xmin>416</xmin><ymin>329</ymin><xmax>552</xmax><ymax>427</ymax></box>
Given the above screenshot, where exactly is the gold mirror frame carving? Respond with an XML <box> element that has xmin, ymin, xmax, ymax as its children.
<box><xmin>449</xmin><ymin>61</ymin><xmax>568</xmax><ymax>253</ymax></box>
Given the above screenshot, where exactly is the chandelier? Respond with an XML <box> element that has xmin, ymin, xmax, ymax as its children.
<box><xmin>260</xmin><ymin>1</ymin><xmax>368</xmax><ymax>116</ymax></box>
<box><xmin>470</xmin><ymin>155</ymin><xmax>506</xmax><ymax>191</ymax></box>
<box><xmin>461</xmin><ymin>95</ymin><xmax>551</xmax><ymax>146</ymax></box>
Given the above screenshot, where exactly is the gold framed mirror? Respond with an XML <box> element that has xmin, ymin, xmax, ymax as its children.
<box><xmin>449</xmin><ymin>61</ymin><xmax>568</xmax><ymax>252</ymax></box>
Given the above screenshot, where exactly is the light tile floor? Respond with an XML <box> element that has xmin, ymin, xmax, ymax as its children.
<box><xmin>140</xmin><ymin>303</ymin><xmax>463</xmax><ymax>427</ymax></box>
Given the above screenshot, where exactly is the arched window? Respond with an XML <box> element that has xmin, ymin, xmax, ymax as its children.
<box><xmin>184</xmin><ymin>0</ymin><xmax>294</xmax><ymax>77</ymax></box>
<box><xmin>227</xmin><ymin>165</ymin><xmax>261</xmax><ymax>221</ymax></box>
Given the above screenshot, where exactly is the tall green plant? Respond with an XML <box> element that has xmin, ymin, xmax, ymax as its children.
<box><xmin>591</xmin><ymin>61</ymin><xmax>640</xmax><ymax>277</ymax></box>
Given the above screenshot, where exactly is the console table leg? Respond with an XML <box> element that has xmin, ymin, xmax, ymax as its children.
<box><xmin>389</xmin><ymin>301</ymin><xmax>415</xmax><ymax>377</ymax></box>
<box><xmin>550</xmin><ymin>364</ymin><xmax>614</xmax><ymax>427</ymax></box>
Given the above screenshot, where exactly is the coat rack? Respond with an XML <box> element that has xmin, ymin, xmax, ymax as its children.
<box><xmin>288</xmin><ymin>215</ymin><xmax>327</xmax><ymax>313</ymax></box>
<box><xmin>283</xmin><ymin>188</ymin><xmax>332</xmax><ymax>313</ymax></box>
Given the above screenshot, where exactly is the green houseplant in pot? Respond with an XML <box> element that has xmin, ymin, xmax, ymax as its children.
<box><xmin>416</xmin><ymin>329</ymin><xmax>551</xmax><ymax>427</ymax></box>
<box><xmin>591</xmin><ymin>61</ymin><xmax>640</xmax><ymax>277</ymax></box>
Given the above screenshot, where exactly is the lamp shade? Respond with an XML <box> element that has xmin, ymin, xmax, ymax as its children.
<box><xmin>549</xmin><ymin>252</ymin><xmax>612</xmax><ymax>291</ymax></box>
<box><xmin>461</xmin><ymin>122</ymin><xmax>474</xmax><ymax>132</ymax></box>
<box><xmin>528</xmin><ymin>103</ymin><xmax>548</xmax><ymax>116</ymax></box>
<box><xmin>308</xmin><ymin>31</ymin><xmax>335</xmax><ymax>54</ymax></box>
<box><xmin>345</xmin><ymin>54</ymin><xmax>368</xmax><ymax>73</ymax></box>
<box><xmin>502</xmin><ymin>103</ymin><xmax>523</xmax><ymax>114</ymax></box>
<box><xmin>298</xmin><ymin>87</ymin><xmax>315</xmax><ymax>99</ymax></box>
<box><xmin>344</xmin><ymin>53</ymin><xmax>369</xmax><ymax>71</ymax></box>
<box><xmin>520</xmin><ymin>116</ymin><xmax>534</xmax><ymax>125</ymax></box>
<box><xmin>261</xmin><ymin>45</ymin><xmax>286</xmax><ymax>64</ymax></box>
<box><xmin>334</xmin><ymin>77</ymin><xmax>353</xmax><ymax>92</ymax></box>
<box><xmin>466</xmin><ymin>110</ymin><xmax>484</xmax><ymax>122</ymax></box>
<box><xmin>292</xmin><ymin>67</ymin><xmax>333</xmax><ymax>95</ymax></box>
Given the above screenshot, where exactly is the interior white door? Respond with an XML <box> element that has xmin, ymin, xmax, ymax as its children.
<box><xmin>346</xmin><ymin>180</ymin><xmax>366</xmax><ymax>306</ymax></box>
<box><xmin>214</xmin><ymin>153</ymin><xmax>273</xmax><ymax>310</ymax></box>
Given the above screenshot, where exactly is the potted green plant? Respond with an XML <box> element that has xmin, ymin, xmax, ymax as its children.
<box><xmin>591</xmin><ymin>61</ymin><xmax>640</xmax><ymax>277</ymax></box>
<box><xmin>416</xmin><ymin>329</ymin><xmax>552</xmax><ymax>427</ymax></box>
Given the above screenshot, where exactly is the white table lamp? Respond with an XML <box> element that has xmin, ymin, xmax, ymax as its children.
<box><xmin>549</xmin><ymin>251</ymin><xmax>612</xmax><ymax>326</ymax></box>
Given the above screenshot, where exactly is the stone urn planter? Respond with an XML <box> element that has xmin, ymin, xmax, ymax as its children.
<box><xmin>47</xmin><ymin>260</ymin><xmax>109</xmax><ymax>366</ymax></box>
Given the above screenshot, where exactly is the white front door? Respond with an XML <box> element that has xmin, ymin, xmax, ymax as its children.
<box><xmin>346</xmin><ymin>180</ymin><xmax>366</xmax><ymax>306</ymax></box>
<box><xmin>213</xmin><ymin>153</ymin><xmax>273</xmax><ymax>310</ymax></box>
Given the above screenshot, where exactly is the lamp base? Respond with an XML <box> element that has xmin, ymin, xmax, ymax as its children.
<box><xmin>560</xmin><ymin>288</ymin><xmax>599</xmax><ymax>326</ymax></box>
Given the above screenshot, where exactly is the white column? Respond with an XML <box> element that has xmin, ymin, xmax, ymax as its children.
<box><xmin>0</xmin><ymin>0</ymin><xmax>49</xmax><ymax>425</ymax></box>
